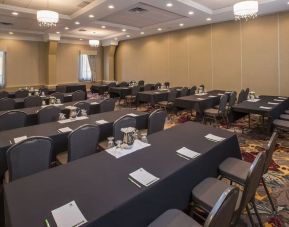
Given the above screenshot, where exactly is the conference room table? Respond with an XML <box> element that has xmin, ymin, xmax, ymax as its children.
<box><xmin>0</xmin><ymin>109</ymin><xmax>148</xmax><ymax>179</ymax></box>
<box><xmin>7</xmin><ymin>88</ymin><xmax>55</xmax><ymax>99</ymax></box>
<box><xmin>56</xmin><ymin>83</ymin><xmax>86</xmax><ymax>93</ymax></box>
<box><xmin>137</xmin><ymin>89</ymin><xmax>170</xmax><ymax>106</ymax></box>
<box><xmin>232</xmin><ymin>95</ymin><xmax>289</xmax><ymax>131</ymax></box>
<box><xmin>91</xmin><ymin>84</ymin><xmax>109</xmax><ymax>94</ymax></box>
<box><xmin>174</xmin><ymin>90</ymin><xmax>230</xmax><ymax>117</ymax></box>
<box><xmin>109</xmin><ymin>87</ymin><xmax>132</xmax><ymax>99</ymax></box>
<box><xmin>0</xmin><ymin>98</ymin><xmax>103</xmax><ymax>126</ymax></box>
<box><xmin>4</xmin><ymin>121</ymin><xmax>241</xmax><ymax>227</ymax></box>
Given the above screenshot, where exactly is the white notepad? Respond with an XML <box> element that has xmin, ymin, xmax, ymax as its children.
<box><xmin>51</xmin><ymin>201</ymin><xmax>87</xmax><ymax>227</ymax></box>
<box><xmin>278</xmin><ymin>97</ymin><xmax>287</xmax><ymax>100</ymax></box>
<box><xmin>176</xmin><ymin>147</ymin><xmax>200</xmax><ymax>159</ymax></box>
<box><xmin>127</xmin><ymin>113</ymin><xmax>138</xmax><ymax>117</ymax></box>
<box><xmin>246</xmin><ymin>99</ymin><xmax>260</xmax><ymax>103</ymax></box>
<box><xmin>268</xmin><ymin>102</ymin><xmax>278</xmax><ymax>105</ymax></box>
<box><xmin>58</xmin><ymin>127</ymin><xmax>73</xmax><ymax>133</ymax></box>
<box><xmin>65</xmin><ymin>106</ymin><xmax>75</xmax><ymax>110</ymax></box>
<box><xmin>90</xmin><ymin>102</ymin><xmax>99</xmax><ymax>105</ymax></box>
<box><xmin>76</xmin><ymin>116</ymin><xmax>89</xmax><ymax>121</ymax></box>
<box><xmin>209</xmin><ymin>95</ymin><xmax>217</xmax><ymax>98</ymax></box>
<box><xmin>273</xmin><ymin>99</ymin><xmax>284</xmax><ymax>102</ymax></box>
<box><xmin>259</xmin><ymin>106</ymin><xmax>272</xmax><ymax>110</ymax></box>
<box><xmin>14</xmin><ymin>136</ymin><xmax>27</xmax><ymax>144</ymax></box>
<box><xmin>129</xmin><ymin>168</ymin><xmax>159</xmax><ymax>187</ymax></box>
<box><xmin>218</xmin><ymin>93</ymin><xmax>224</xmax><ymax>96</ymax></box>
<box><xmin>58</xmin><ymin>119</ymin><xmax>73</xmax><ymax>124</ymax></box>
<box><xmin>205</xmin><ymin>134</ymin><xmax>225</xmax><ymax>142</ymax></box>
<box><xmin>197</xmin><ymin>98</ymin><xmax>205</xmax><ymax>100</ymax></box>
<box><xmin>96</xmin><ymin>120</ymin><xmax>108</xmax><ymax>125</ymax></box>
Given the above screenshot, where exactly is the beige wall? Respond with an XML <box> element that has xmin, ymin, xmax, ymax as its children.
<box><xmin>116</xmin><ymin>12</ymin><xmax>289</xmax><ymax>96</ymax></box>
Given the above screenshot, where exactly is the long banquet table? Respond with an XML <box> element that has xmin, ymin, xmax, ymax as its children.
<box><xmin>56</xmin><ymin>83</ymin><xmax>86</xmax><ymax>93</ymax></box>
<box><xmin>0</xmin><ymin>109</ymin><xmax>148</xmax><ymax>179</ymax></box>
<box><xmin>137</xmin><ymin>90</ymin><xmax>170</xmax><ymax>106</ymax></box>
<box><xmin>4</xmin><ymin>122</ymin><xmax>241</xmax><ymax>227</ymax></box>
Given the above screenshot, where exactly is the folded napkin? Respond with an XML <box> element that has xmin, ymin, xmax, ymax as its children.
<box><xmin>96</xmin><ymin>120</ymin><xmax>108</xmax><ymax>124</ymax></box>
<box><xmin>58</xmin><ymin>119</ymin><xmax>73</xmax><ymax>124</ymax></box>
<box><xmin>176</xmin><ymin>147</ymin><xmax>200</xmax><ymax>159</ymax></box>
<box><xmin>127</xmin><ymin>113</ymin><xmax>138</xmax><ymax>117</ymax></box>
<box><xmin>90</xmin><ymin>102</ymin><xmax>99</xmax><ymax>105</ymax></box>
<box><xmin>259</xmin><ymin>106</ymin><xmax>272</xmax><ymax>110</ymax></box>
<box><xmin>58</xmin><ymin>127</ymin><xmax>73</xmax><ymax>133</ymax></box>
<box><xmin>129</xmin><ymin>168</ymin><xmax>159</xmax><ymax>187</ymax></box>
<box><xmin>197</xmin><ymin>98</ymin><xmax>205</xmax><ymax>100</ymax></box>
<box><xmin>14</xmin><ymin>136</ymin><xmax>27</xmax><ymax>144</ymax></box>
<box><xmin>246</xmin><ymin>99</ymin><xmax>260</xmax><ymax>103</ymax></box>
<box><xmin>209</xmin><ymin>95</ymin><xmax>217</xmax><ymax>98</ymax></box>
<box><xmin>273</xmin><ymin>99</ymin><xmax>284</xmax><ymax>102</ymax></box>
<box><xmin>205</xmin><ymin>134</ymin><xmax>225</xmax><ymax>142</ymax></box>
<box><xmin>268</xmin><ymin>102</ymin><xmax>278</xmax><ymax>105</ymax></box>
<box><xmin>278</xmin><ymin>97</ymin><xmax>287</xmax><ymax>100</ymax></box>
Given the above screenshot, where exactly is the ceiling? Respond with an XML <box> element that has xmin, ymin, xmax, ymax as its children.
<box><xmin>0</xmin><ymin>0</ymin><xmax>288</xmax><ymax>45</ymax></box>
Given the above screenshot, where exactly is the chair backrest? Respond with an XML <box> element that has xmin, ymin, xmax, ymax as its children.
<box><xmin>74</xmin><ymin>101</ymin><xmax>90</xmax><ymax>115</ymax></box>
<box><xmin>148</xmin><ymin>109</ymin><xmax>167</xmax><ymax>135</ymax></box>
<box><xmin>154</xmin><ymin>83</ymin><xmax>161</xmax><ymax>89</ymax></box>
<box><xmin>245</xmin><ymin>88</ymin><xmax>250</xmax><ymax>98</ymax></box>
<box><xmin>144</xmin><ymin>84</ymin><xmax>154</xmax><ymax>91</ymax></box>
<box><xmin>0</xmin><ymin>91</ymin><xmax>8</xmax><ymax>99</ymax></box>
<box><xmin>164</xmin><ymin>82</ymin><xmax>170</xmax><ymax>87</ymax></box>
<box><xmin>51</xmin><ymin>92</ymin><xmax>64</xmax><ymax>102</ymax></box>
<box><xmin>237</xmin><ymin>89</ymin><xmax>246</xmax><ymax>103</ymax></box>
<box><xmin>190</xmin><ymin>86</ymin><xmax>197</xmax><ymax>95</ymax></box>
<box><xmin>39</xmin><ymin>87</ymin><xmax>49</xmax><ymax>95</ymax></box>
<box><xmin>0</xmin><ymin>111</ymin><xmax>27</xmax><ymax>131</ymax></box>
<box><xmin>0</xmin><ymin>98</ymin><xmax>15</xmax><ymax>111</ymax></box>
<box><xmin>37</xmin><ymin>106</ymin><xmax>61</xmax><ymax>124</ymax></box>
<box><xmin>228</xmin><ymin>91</ymin><xmax>237</xmax><ymax>107</ymax></box>
<box><xmin>236</xmin><ymin>152</ymin><xmax>266</xmax><ymax>222</ymax></box>
<box><xmin>168</xmin><ymin>90</ymin><xmax>177</xmax><ymax>102</ymax></box>
<box><xmin>264</xmin><ymin>131</ymin><xmax>278</xmax><ymax>173</ymax></box>
<box><xmin>204</xmin><ymin>186</ymin><xmax>239</xmax><ymax>227</ymax></box>
<box><xmin>200</xmin><ymin>84</ymin><xmax>205</xmax><ymax>90</ymax></box>
<box><xmin>7</xmin><ymin>136</ymin><xmax>53</xmax><ymax>182</ymax></box>
<box><xmin>138</xmin><ymin>80</ymin><xmax>144</xmax><ymax>86</ymax></box>
<box><xmin>15</xmin><ymin>89</ymin><xmax>29</xmax><ymax>98</ymax></box>
<box><xmin>108</xmin><ymin>82</ymin><xmax>117</xmax><ymax>88</ymax></box>
<box><xmin>24</xmin><ymin>96</ymin><xmax>42</xmax><ymax>108</ymax></box>
<box><xmin>113</xmin><ymin>115</ymin><xmax>136</xmax><ymax>141</ymax></box>
<box><xmin>118</xmin><ymin>81</ymin><xmax>129</xmax><ymax>87</ymax></box>
<box><xmin>180</xmin><ymin>87</ymin><xmax>189</xmax><ymax>97</ymax></box>
<box><xmin>218</xmin><ymin>95</ymin><xmax>228</xmax><ymax>113</ymax></box>
<box><xmin>56</xmin><ymin>85</ymin><xmax>66</xmax><ymax>93</ymax></box>
<box><xmin>68</xmin><ymin>124</ymin><xmax>100</xmax><ymax>162</ymax></box>
<box><xmin>99</xmin><ymin>98</ymin><xmax>116</xmax><ymax>113</ymax></box>
<box><xmin>72</xmin><ymin>90</ymin><xmax>85</xmax><ymax>101</ymax></box>
<box><xmin>131</xmin><ymin>86</ymin><xmax>140</xmax><ymax>96</ymax></box>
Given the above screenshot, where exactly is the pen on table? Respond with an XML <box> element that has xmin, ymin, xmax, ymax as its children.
<box><xmin>128</xmin><ymin>177</ymin><xmax>141</xmax><ymax>188</ymax></box>
<box><xmin>45</xmin><ymin>219</ymin><xmax>50</xmax><ymax>227</ymax></box>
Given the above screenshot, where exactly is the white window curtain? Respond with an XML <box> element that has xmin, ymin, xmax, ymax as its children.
<box><xmin>0</xmin><ymin>51</ymin><xmax>5</xmax><ymax>88</ymax></box>
<box><xmin>79</xmin><ymin>54</ymin><xmax>92</xmax><ymax>82</ymax></box>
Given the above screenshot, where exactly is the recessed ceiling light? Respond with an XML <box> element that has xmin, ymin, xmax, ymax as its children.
<box><xmin>56</xmin><ymin>31</ymin><xmax>60</xmax><ymax>34</ymax></box>
<box><xmin>166</xmin><ymin>3</ymin><xmax>173</xmax><ymax>7</ymax></box>
<box><xmin>140</xmin><ymin>31</ymin><xmax>145</xmax><ymax>35</ymax></box>
<box><xmin>287</xmin><ymin>1</ymin><xmax>289</xmax><ymax>4</ymax></box>
<box><xmin>101</xmin><ymin>25</ymin><xmax>106</xmax><ymax>29</ymax></box>
<box><xmin>79</xmin><ymin>39</ymin><xmax>83</xmax><ymax>41</ymax></box>
<box><xmin>89</xmin><ymin>14</ymin><xmax>94</xmax><ymax>18</ymax></box>
<box><xmin>65</xmin><ymin>27</ymin><xmax>69</xmax><ymax>30</ymax></box>
<box><xmin>122</xmin><ymin>28</ymin><xmax>127</xmax><ymax>32</ymax></box>
<box><xmin>157</xmin><ymin>28</ymin><xmax>162</xmax><ymax>31</ymax></box>
<box><xmin>179</xmin><ymin>23</ymin><xmax>184</xmax><ymax>27</ymax></box>
<box><xmin>108</xmin><ymin>5</ymin><xmax>114</xmax><ymax>9</ymax></box>
<box><xmin>206</xmin><ymin>17</ymin><xmax>212</xmax><ymax>21</ymax></box>
<box><xmin>9</xmin><ymin>32</ymin><xmax>14</xmax><ymax>35</ymax></box>
<box><xmin>188</xmin><ymin>11</ymin><xmax>194</xmax><ymax>15</ymax></box>
<box><xmin>12</xmin><ymin>12</ymin><xmax>18</xmax><ymax>16</ymax></box>
<box><xmin>114</xmin><ymin>37</ymin><xmax>118</xmax><ymax>41</ymax></box>
<box><xmin>126</xmin><ymin>35</ymin><xmax>131</xmax><ymax>38</ymax></box>
<box><xmin>75</xmin><ymin>21</ymin><xmax>80</xmax><ymax>25</ymax></box>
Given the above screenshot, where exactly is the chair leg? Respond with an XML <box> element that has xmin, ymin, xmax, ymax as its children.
<box><xmin>261</xmin><ymin>177</ymin><xmax>276</xmax><ymax>213</ymax></box>
<box><xmin>251</xmin><ymin>200</ymin><xmax>263</xmax><ymax>227</ymax></box>
<box><xmin>246</xmin><ymin>205</ymin><xmax>255</xmax><ymax>226</ymax></box>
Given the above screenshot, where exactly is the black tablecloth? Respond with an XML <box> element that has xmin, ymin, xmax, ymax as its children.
<box><xmin>0</xmin><ymin>110</ymin><xmax>148</xmax><ymax>179</ymax></box>
<box><xmin>174</xmin><ymin>90</ymin><xmax>229</xmax><ymax>114</ymax></box>
<box><xmin>137</xmin><ymin>90</ymin><xmax>169</xmax><ymax>106</ymax></box>
<box><xmin>4</xmin><ymin>122</ymin><xmax>241</xmax><ymax>227</ymax></box>
<box><xmin>0</xmin><ymin>99</ymin><xmax>103</xmax><ymax>126</ymax></box>
<box><xmin>232</xmin><ymin>96</ymin><xmax>289</xmax><ymax>130</ymax></box>
<box><xmin>91</xmin><ymin>84</ymin><xmax>109</xmax><ymax>94</ymax></box>
<box><xmin>109</xmin><ymin>87</ymin><xmax>132</xmax><ymax>99</ymax></box>
<box><xmin>56</xmin><ymin>84</ymin><xmax>86</xmax><ymax>93</ymax></box>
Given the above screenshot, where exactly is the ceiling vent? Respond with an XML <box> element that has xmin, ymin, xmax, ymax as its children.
<box><xmin>0</xmin><ymin>22</ymin><xmax>13</xmax><ymax>26</ymax></box>
<box><xmin>129</xmin><ymin>7</ymin><xmax>148</xmax><ymax>14</ymax></box>
<box><xmin>78</xmin><ymin>0</ymin><xmax>93</xmax><ymax>8</ymax></box>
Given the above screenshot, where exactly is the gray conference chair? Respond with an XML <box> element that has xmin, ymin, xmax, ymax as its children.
<box><xmin>15</xmin><ymin>89</ymin><xmax>29</xmax><ymax>98</ymax></box>
<box><xmin>125</xmin><ymin>86</ymin><xmax>140</xmax><ymax>107</ymax></box>
<box><xmin>118</xmin><ymin>81</ymin><xmax>129</xmax><ymax>87</ymax></box>
<box><xmin>107</xmin><ymin>82</ymin><xmax>117</xmax><ymax>89</ymax></box>
<box><xmin>138</xmin><ymin>80</ymin><xmax>145</xmax><ymax>86</ymax></box>
<box><xmin>158</xmin><ymin>90</ymin><xmax>177</xmax><ymax>110</ymax></box>
<box><xmin>154</xmin><ymin>82</ymin><xmax>161</xmax><ymax>90</ymax></box>
<box><xmin>39</xmin><ymin>87</ymin><xmax>49</xmax><ymax>95</ymax></box>
<box><xmin>6</xmin><ymin>136</ymin><xmax>53</xmax><ymax>182</ymax></box>
<box><xmin>113</xmin><ymin>115</ymin><xmax>136</xmax><ymax>141</ymax></box>
<box><xmin>0</xmin><ymin>110</ymin><xmax>27</xmax><ymax>131</ymax></box>
<box><xmin>147</xmin><ymin>109</ymin><xmax>167</xmax><ymax>135</ymax></box>
<box><xmin>203</xmin><ymin>95</ymin><xmax>228</xmax><ymax>126</ymax></box>
<box><xmin>273</xmin><ymin>119</ymin><xmax>289</xmax><ymax>131</ymax></box>
<box><xmin>37</xmin><ymin>106</ymin><xmax>61</xmax><ymax>124</ymax></box>
<box><xmin>50</xmin><ymin>92</ymin><xmax>64</xmax><ymax>103</ymax></box>
<box><xmin>56</xmin><ymin>85</ymin><xmax>66</xmax><ymax>93</ymax></box>
<box><xmin>0</xmin><ymin>98</ymin><xmax>15</xmax><ymax>111</ymax></box>
<box><xmin>219</xmin><ymin>132</ymin><xmax>278</xmax><ymax>212</ymax></box>
<box><xmin>191</xmin><ymin>152</ymin><xmax>266</xmax><ymax>226</ymax></box>
<box><xmin>74</xmin><ymin>101</ymin><xmax>90</xmax><ymax>115</ymax></box>
<box><xmin>237</xmin><ymin>89</ymin><xmax>246</xmax><ymax>103</ymax></box>
<box><xmin>245</xmin><ymin>88</ymin><xmax>250</xmax><ymax>99</ymax></box>
<box><xmin>56</xmin><ymin>124</ymin><xmax>100</xmax><ymax>165</ymax></box>
<box><xmin>280</xmin><ymin>114</ymin><xmax>289</xmax><ymax>121</ymax></box>
<box><xmin>190</xmin><ymin>86</ymin><xmax>197</xmax><ymax>95</ymax></box>
<box><xmin>24</xmin><ymin>96</ymin><xmax>42</xmax><ymax>108</ymax></box>
<box><xmin>144</xmin><ymin>84</ymin><xmax>154</xmax><ymax>91</ymax></box>
<box><xmin>0</xmin><ymin>90</ymin><xmax>8</xmax><ymax>99</ymax></box>
<box><xmin>72</xmin><ymin>90</ymin><xmax>85</xmax><ymax>101</ymax></box>
<box><xmin>180</xmin><ymin>87</ymin><xmax>189</xmax><ymax>97</ymax></box>
<box><xmin>164</xmin><ymin>82</ymin><xmax>170</xmax><ymax>87</ymax></box>
<box><xmin>99</xmin><ymin>98</ymin><xmax>116</xmax><ymax>113</ymax></box>
<box><xmin>149</xmin><ymin>186</ymin><xmax>239</xmax><ymax>227</ymax></box>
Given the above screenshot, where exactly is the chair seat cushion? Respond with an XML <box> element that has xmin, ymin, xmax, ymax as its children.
<box><xmin>191</xmin><ymin>178</ymin><xmax>241</xmax><ymax>212</ymax></box>
<box><xmin>219</xmin><ymin>157</ymin><xmax>251</xmax><ymax>185</ymax></box>
<box><xmin>273</xmin><ymin>119</ymin><xmax>289</xmax><ymax>130</ymax></box>
<box><xmin>56</xmin><ymin>151</ymin><xmax>68</xmax><ymax>165</ymax></box>
<box><xmin>148</xmin><ymin>209</ymin><xmax>201</xmax><ymax>227</ymax></box>
<box><xmin>125</xmin><ymin>95</ymin><xmax>136</xmax><ymax>99</ymax></box>
<box><xmin>3</xmin><ymin>170</ymin><xmax>9</xmax><ymax>184</ymax></box>
<box><xmin>280</xmin><ymin>114</ymin><xmax>289</xmax><ymax>121</ymax></box>
<box><xmin>285</xmin><ymin>110</ymin><xmax>289</xmax><ymax>115</ymax></box>
<box><xmin>204</xmin><ymin>108</ymin><xmax>219</xmax><ymax>115</ymax></box>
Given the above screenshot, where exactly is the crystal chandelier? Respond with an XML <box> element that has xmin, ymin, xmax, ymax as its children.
<box><xmin>89</xmin><ymin>40</ymin><xmax>100</xmax><ymax>47</ymax></box>
<box><xmin>234</xmin><ymin>1</ymin><xmax>258</xmax><ymax>21</ymax></box>
<box><xmin>37</xmin><ymin>10</ymin><xmax>59</xmax><ymax>27</ymax></box>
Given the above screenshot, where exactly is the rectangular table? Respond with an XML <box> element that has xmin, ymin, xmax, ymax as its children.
<box><xmin>232</xmin><ymin>95</ymin><xmax>289</xmax><ymax>131</ymax></box>
<box><xmin>4</xmin><ymin>122</ymin><xmax>241</xmax><ymax>227</ymax></box>
<box><xmin>91</xmin><ymin>84</ymin><xmax>109</xmax><ymax>94</ymax></box>
<box><xmin>137</xmin><ymin>90</ymin><xmax>170</xmax><ymax>106</ymax></box>
<box><xmin>109</xmin><ymin>87</ymin><xmax>132</xmax><ymax>99</ymax></box>
<box><xmin>56</xmin><ymin>84</ymin><xmax>86</xmax><ymax>93</ymax></box>
<box><xmin>0</xmin><ymin>109</ymin><xmax>148</xmax><ymax>179</ymax></box>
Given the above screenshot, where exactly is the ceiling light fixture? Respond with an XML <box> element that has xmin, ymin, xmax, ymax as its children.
<box><xmin>158</xmin><ymin>28</ymin><xmax>162</xmax><ymax>31</ymax></box>
<box><xmin>126</xmin><ymin>35</ymin><xmax>131</xmax><ymax>38</ymax></box>
<box><xmin>89</xmin><ymin>14</ymin><xmax>95</xmax><ymax>18</ymax></box>
<box><xmin>89</xmin><ymin>40</ymin><xmax>100</xmax><ymax>47</ymax></box>
<box><xmin>12</xmin><ymin>12</ymin><xmax>18</xmax><ymax>16</ymax></box>
<box><xmin>188</xmin><ymin>11</ymin><xmax>194</xmax><ymax>15</ymax></box>
<box><xmin>56</xmin><ymin>31</ymin><xmax>60</xmax><ymax>34</ymax></box>
<box><xmin>206</xmin><ymin>17</ymin><xmax>212</xmax><ymax>21</ymax></box>
<box><xmin>37</xmin><ymin>10</ymin><xmax>59</xmax><ymax>27</ymax></box>
<box><xmin>122</xmin><ymin>28</ymin><xmax>127</xmax><ymax>32</ymax></box>
<box><xmin>79</xmin><ymin>39</ymin><xmax>83</xmax><ymax>41</ymax></box>
<box><xmin>101</xmin><ymin>25</ymin><xmax>106</xmax><ymax>29</ymax></box>
<box><xmin>166</xmin><ymin>3</ymin><xmax>173</xmax><ymax>7</ymax></box>
<box><xmin>140</xmin><ymin>32</ymin><xmax>145</xmax><ymax>35</ymax></box>
<box><xmin>9</xmin><ymin>32</ymin><xmax>14</xmax><ymax>35</ymax></box>
<box><xmin>108</xmin><ymin>5</ymin><xmax>114</xmax><ymax>9</ymax></box>
<box><xmin>233</xmin><ymin>1</ymin><xmax>258</xmax><ymax>20</ymax></box>
<box><xmin>179</xmin><ymin>23</ymin><xmax>184</xmax><ymax>27</ymax></box>
<box><xmin>64</xmin><ymin>27</ymin><xmax>69</xmax><ymax>30</ymax></box>
<box><xmin>75</xmin><ymin>21</ymin><xmax>80</xmax><ymax>25</ymax></box>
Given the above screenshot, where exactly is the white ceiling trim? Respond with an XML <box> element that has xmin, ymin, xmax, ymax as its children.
<box><xmin>176</xmin><ymin>0</ymin><xmax>213</xmax><ymax>14</ymax></box>
<box><xmin>70</xmin><ymin>0</ymin><xmax>107</xmax><ymax>18</ymax></box>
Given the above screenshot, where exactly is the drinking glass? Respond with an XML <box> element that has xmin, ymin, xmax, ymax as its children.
<box><xmin>107</xmin><ymin>137</ymin><xmax>114</xmax><ymax>148</ymax></box>
<box><xmin>141</xmin><ymin>133</ymin><xmax>148</xmax><ymax>143</ymax></box>
<box><xmin>116</xmin><ymin>140</ymin><xmax>122</xmax><ymax>149</ymax></box>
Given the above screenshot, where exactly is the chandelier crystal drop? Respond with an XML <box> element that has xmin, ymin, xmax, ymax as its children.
<box><xmin>233</xmin><ymin>1</ymin><xmax>258</xmax><ymax>21</ymax></box>
<box><xmin>37</xmin><ymin>10</ymin><xmax>59</xmax><ymax>27</ymax></box>
<box><xmin>89</xmin><ymin>40</ymin><xmax>100</xmax><ymax>47</ymax></box>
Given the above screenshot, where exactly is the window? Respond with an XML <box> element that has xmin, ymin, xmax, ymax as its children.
<box><xmin>0</xmin><ymin>51</ymin><xmax>5</xmax><ymax>87</ymax></box>
<box><xmin>79</xmin><ymin>53</ymin><xmax>96</xmax><ymax>82</ymax></box>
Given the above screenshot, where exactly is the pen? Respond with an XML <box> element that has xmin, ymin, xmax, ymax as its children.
<box><xmin>128</xmin><ymin>177</ymin><xmax>141</xmax><ymax>188</ymax></box>
<box><xmin>45</xmin><ymin>219</ymin><xmax>50</xmax><ymax>227</ymax></box>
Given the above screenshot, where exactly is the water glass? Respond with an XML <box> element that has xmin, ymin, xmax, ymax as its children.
<box><xmin>107</xmin><ymin>137</ymin><xmax>114</xmax><ymax>148</ymax></box>
<box><xmin>141</xmin><ymin>133</ymin><xmax>148</xmax><ymax>143</ymax></box>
